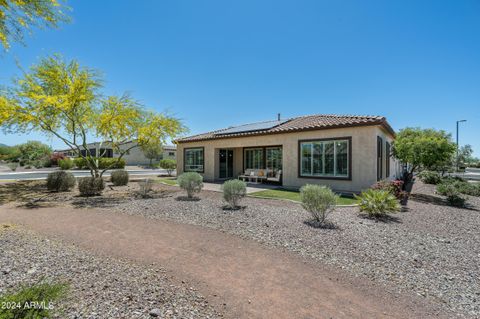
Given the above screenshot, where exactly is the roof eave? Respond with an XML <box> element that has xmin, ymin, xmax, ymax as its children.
<box><xmin>176</xmin><ymin>120</ymin><xmax>395</xmax><ymax>143</ymax></box>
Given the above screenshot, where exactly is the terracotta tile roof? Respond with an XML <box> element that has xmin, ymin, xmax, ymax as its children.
<box><xmin>176</xmin><ymin>114</ymin><xmax>395</xmax><ymax>143</ymax></box>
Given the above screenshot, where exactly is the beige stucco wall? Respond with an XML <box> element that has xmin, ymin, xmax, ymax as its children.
<box><xmin>177</xmin><ymin>125</ymin><xmax>395</xmax><ymax>193</ymax></box>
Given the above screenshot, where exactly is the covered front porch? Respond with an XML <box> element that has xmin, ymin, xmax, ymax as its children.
<box><xmin>212</xmin><ymin>145</ymin><xmax>283</xmax><ymax>185</ymax></box>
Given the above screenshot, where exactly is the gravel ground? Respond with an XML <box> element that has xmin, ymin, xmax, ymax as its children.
<box><xmin>114</xmin><ymin>182</ymin><xmax>480</xmax><ymax>318</ymax></box>
<box><xmin>0</xmin><ymin>226</ymin><xmax>221</xmax><ymax>319</ymax></box>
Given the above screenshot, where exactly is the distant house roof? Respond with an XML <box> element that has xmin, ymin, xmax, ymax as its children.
<box><xmin>55</xmin><ymin>142</ymin><xmax>177</xmax><ymax>153</ymax></box>
<box><xmin>176</xmin><ymin>114</ymin><xmax>395</xmax><ymax>143</ymax></box>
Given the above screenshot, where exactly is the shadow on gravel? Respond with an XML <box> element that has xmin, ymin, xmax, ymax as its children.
<box><xmin>303</xmin><ymin>220</ymin><xmax>339</xmax><ymax>229</ymax></box>
<box><xmin>410</xmin><ymin>193</ymin><xmax>480</xmax><ymax>211</ymax></box>
<box><xmin>410</xmin><ymin>193</ymin><xmax>449</xmax><ymax>206</ymax></box>
<box><xmin>358</xmin><ymin>214</ymin><xmax>402</xmax><ymax>224</ymax></box>
<box><xmin>71</xmin><ymin>197</ymin><xmax>126</xmax><ymax>209</ymax></box>
<box><xmin>0</xmin><ymin>181</ymin><xmax>47</xmax><ymax>205</ymax></box>
<box><xmin>222</xmin><ymin>205</ymin><xmax>247</xmax><ymax>211</ymax></box>
<box><xmin>176</xmin><ymin>196</ymin><xmax>200</xmax><ymax>202</ymax></box>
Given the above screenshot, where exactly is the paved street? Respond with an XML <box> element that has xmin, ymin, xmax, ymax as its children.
<box><xmin>0</xmin><ymin>168</ymin><xmax>170</xmax><ymax>180</ymax></box>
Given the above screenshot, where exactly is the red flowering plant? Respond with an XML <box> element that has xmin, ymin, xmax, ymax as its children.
<box><xmin>50</xmin><ymin>153</ymin><xmax>66</xmax><ymax>166</ymax></box>
<box><xmin>371</xmin><ymin>179</ymin><xmax>405</xmax><ymax>199</ymax></box>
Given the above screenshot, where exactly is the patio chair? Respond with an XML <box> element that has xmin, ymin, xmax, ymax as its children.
<box><xmin>267</xmin><ymin>170</ymin><xmax>282</xmax><ymax>183</ymax></box>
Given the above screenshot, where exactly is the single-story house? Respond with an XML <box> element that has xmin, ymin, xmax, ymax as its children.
<box><xmin>175</xmin><ymin>114</ymin><xmax>401</xmax><ymax>193</ymax></box>
<box><xmin>56</xmin><ymin>141</ymin><xmax>176</xmax><ymax>166</ymax></box>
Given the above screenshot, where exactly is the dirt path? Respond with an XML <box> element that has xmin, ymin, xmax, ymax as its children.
<box><xmin>0</xmin><ymin>205</ymin><xmax>445</xmax><ymax>319</ymax></box>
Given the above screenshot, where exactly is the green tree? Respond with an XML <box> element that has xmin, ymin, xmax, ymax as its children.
<box><xmin>0</xmin><ymin>143</ymin><xmax>19</xmax><ymax>161</ymax></box>
<box><xmin>17</xmin><ymin>140</ymin><xmax>52</xmax><ymax>164</ymax></box>
<box><xmin>457</xmin><ymin>144</ymin><xmax>476</xmax><ymax>166</ymax></box>
<box><xmin>141</xmin><ymin>143</ymin><xmax>163</xmax><ymax>167</ymax></box>
<box><xmin>392</xmin><ymin>127</ymin><xmax>456</xmax><ymax>183</ymax></box>
<box><xmin>0</xmin><ymin>0</ymin><xmax>70</xmax><ymax>50</ymax></box>
<box><xmin>159</xmin><ymin>158</ymin><xmax>176</xmax><ymax>176</ymax></box>
<box><xmin>0</xmin><ymin>55</ymin><xmax>186</xmax><ymax>177</ymax></box>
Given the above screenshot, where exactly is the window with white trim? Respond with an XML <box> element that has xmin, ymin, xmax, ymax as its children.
<box><xmin>300</xmin><ymin>139</ymin><xmax>349</xmax><ymax>177</ymax></box>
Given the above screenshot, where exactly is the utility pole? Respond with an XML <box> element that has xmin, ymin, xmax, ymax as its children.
<box><xmin>456</xmin><ymin>119</ymin><xmax>467</xmax><ymax>171</ymax></box>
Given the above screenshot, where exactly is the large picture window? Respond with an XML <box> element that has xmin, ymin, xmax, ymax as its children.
<box><xmin>299</xmin><ymin>138</ymin><xmax>350</xmax><ymax>178</ymax></box>
<box><xmin>184</xmin><ymin>147</ymin><xmax>204</xmax><ymax>172</ymax></box>
<box><xmin>244</xmin><ymin>148</ymin><xmax>264</xmax><ymax>169</ymax></box>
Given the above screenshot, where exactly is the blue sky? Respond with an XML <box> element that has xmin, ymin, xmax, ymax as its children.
<box><xmin>1</xmin><ymin>0</ymin><xmax>479</xmax><ymax>155</ymax></box>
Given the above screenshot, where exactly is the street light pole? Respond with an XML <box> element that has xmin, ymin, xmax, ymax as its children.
<box><xmin>456</xmin><ymin>119</ymin><xmax>467</xmax><ymax>171</ymax></box>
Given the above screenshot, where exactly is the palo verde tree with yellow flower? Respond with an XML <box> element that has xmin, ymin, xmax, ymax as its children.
<box><xmin>0</xmin><ymin>55</ymin><xmax>185</xmax><ymax>177</ymax></box>
<box><xmin>0</xmin><ymin>0</ymin><xmax>70</xmax><ymax>50</ymax></box>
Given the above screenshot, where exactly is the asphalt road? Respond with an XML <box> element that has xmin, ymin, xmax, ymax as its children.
<box><xmin>0</xmin><ymin>169</ymin><xmax>170</xmax><ymax>180</ymax></box>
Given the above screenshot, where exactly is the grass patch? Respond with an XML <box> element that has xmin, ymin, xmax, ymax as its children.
<box><xmin>249</xmin><ymin>189</ymin><xmax>359</xmax><ymax>205</ymax></box>
<box><xmin>155</xmin><ymin>177</ymin><xmax>177</xmax><ymax>186</ymax></box>
<box><xmin>0</xmin><ymin>281</ymin><xmax>68</xmax><ymax>318</ymax></box>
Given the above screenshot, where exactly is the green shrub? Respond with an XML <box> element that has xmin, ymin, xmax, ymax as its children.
<box><xmin>73</xmin><ymin>157</ymin><xmax>88</xmax><ymax>169</ymax></box>
<box><xmin>222</xmin><ymin>179</ymin><xmax>247</xmax><ymax>209</ymax></box>
<box><xmin>110</xmin><ymin>169</ymin><xmax>129</xmax><ymax>186</ymax></box>
<box><xmin>46</xmin><ymin>171</ymin><xmax>76</xmax><ymax>192</ymax></box>
<box><xmin>437</xmin><ymin>179</ymin><xmax>480</xmax><ymax>197</ymax></box>
<box><xmin>355</xmin><ymin>189</ymin><xmax>400</xmax><ymax>217</ymax></box>
<box><xmin>78</xmin><ymin>177</ymin><xmax>105</xmax><ymax>196</ymax></box>
<box><xmin>31</xmin><ymin>160</ymin><xmax>43</xmax><ymax>168</ymax></box>
<box><xmin>177</xmin><ymin>172</ymin><xmax>203</xmax><ymax>198</ymax></box>
<box><xmin>42</xmin><ymin>157</ymin><xmax>52</xmax><ymax>168</ymax></box>
<box><xmin>300</xmin><ymin>184</ymin><xmax>338</xmax><ymax>225</ymax></box>
<box><xmin>58</xmin><ymin>158</ymin><xmax>74</xmax><ymax>170</ymax></box>
<box><xmin>98</xmin><ymin>158</ymin><xmax>125</xmax><ymax>169</ymax></box>
<box><xmin>7</xmin><ymin>162</ymin><xmax>18</xmax><ymax>171</ymax></box>
<box><xmin>0</xmin><ymin>281</ymin><xmax>68</xmax><ymax>319</ymax></box>
<box><xmin>73</xmin><ymin>157</ymin><xmax>126</xmax><ymax>170</ymax></box>
<box><xmin>436</xmin><ymin>182</ymin><xmax>467</xmax><ymax>207</ymax></box>
<box><xmin>418</xmin><ymin>170</ymin><xmax>442</xmax><ymax>184</ymax></box>
<box><xmin>159</xmin><ymin>159</ymin><xmax>176</xmax><ymax>176</ymax></box>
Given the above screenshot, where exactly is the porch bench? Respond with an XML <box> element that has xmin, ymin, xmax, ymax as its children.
<box><xmin>238</xmin><ymin>169</ymin><xmax>274</xmax><ymax>184</ymax></box>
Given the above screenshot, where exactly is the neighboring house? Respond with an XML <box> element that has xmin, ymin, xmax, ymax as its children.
<box><xmin>175</xmin><ymin>114</ymin><xmax>401</xmax><ymax>193</ymax></box>
<box><xmin>55</xmin><ymin>141</ymin><xmax>177</xmax><ymax>166</ymax></box>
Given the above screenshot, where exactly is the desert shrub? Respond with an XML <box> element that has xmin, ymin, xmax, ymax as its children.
<box><xmin>73</xmin><ymin>157</ymin><xmax>88</xmax><ymax>169</ymax></box>
<box><xmin>73</xmin><ymin>157</ymin><xmax>125</xmax><ymax>170</ymax></box>
<box><xmin>46</xmin><ymin>171</ymin><xmax>76</xmax><ymax>192</ymax></box>
<box><xmin>300</xmin><ymin>184</ymin><xmax>338</xmax><ymax>225</ymax></box>
<box><xmin>222</xmin><ymin>179</ymin><xmax>247</xmax><ymax>209</ymax></box>
<box><xmin>78</xmin><ymin>177</ymin><xmax>105</xmax><ymax>196</ymax></box>
<box><xmin>159</xmin><ymin>159</ymin><xmax>176</xmax><ymax>176</ymax></box>
<box><xmin>0</xmin><ymin>281</ymin><xmax>68</xmax><ymax>319</ymax></box>
<box><xmin>355</xmin><ymin>189</ymin><xmax>400</xmax><ymax>217</ymax></box>
<box><xmin>31</xmin><ymin>160</ymin><xmax>43</xmax><ymax>168</ymax></box>
<box><xmin>371</xmin><ymin>179</ymin><xmax>404</xmax><ymax>199</ymax></box>
<box><xmin>98</xmin><ymin>158</ymin><xmax>125</xmax><ymax>169</ymax></box>
<box><xmin>138</xmin><ymin>178</ymin><xmax>154</xmax><ymax>198</ymax></box>
<box><xmin>437</xmin><ymin>179</ymin><xmax>480</xmax><ymax>197</ymax></box>
<box><xmin>436</xmin><ymin>182</ymin><xmax>468</xmax><ymax>207</ymax></box>
<box><xmin>111</xmin><ymin>169</ymin><xmax>129</xmax><ymax>186</ymax></box>
<box><xmin>58</xmin><ymin>158</ymin><xmax>74</xmax><ymax>170</ymax></box>
<box><xmin>41</xmin><ymin>157</ymin><xmax>52</xmax><ymax>167</ymax></box>
<box><xmin>418</xmin><ymin>170</ymin><xmax>442</xmax><ymax>184</ymax></box>
<box><xmin>7</xmin><ymin>162</ymin><xmax>18</xmax><ymax>171</ymax></box>
<box><xmin>177</xmin><ymin>172</ymin><xmax>203</xmax><ymax>198</ymax></box>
